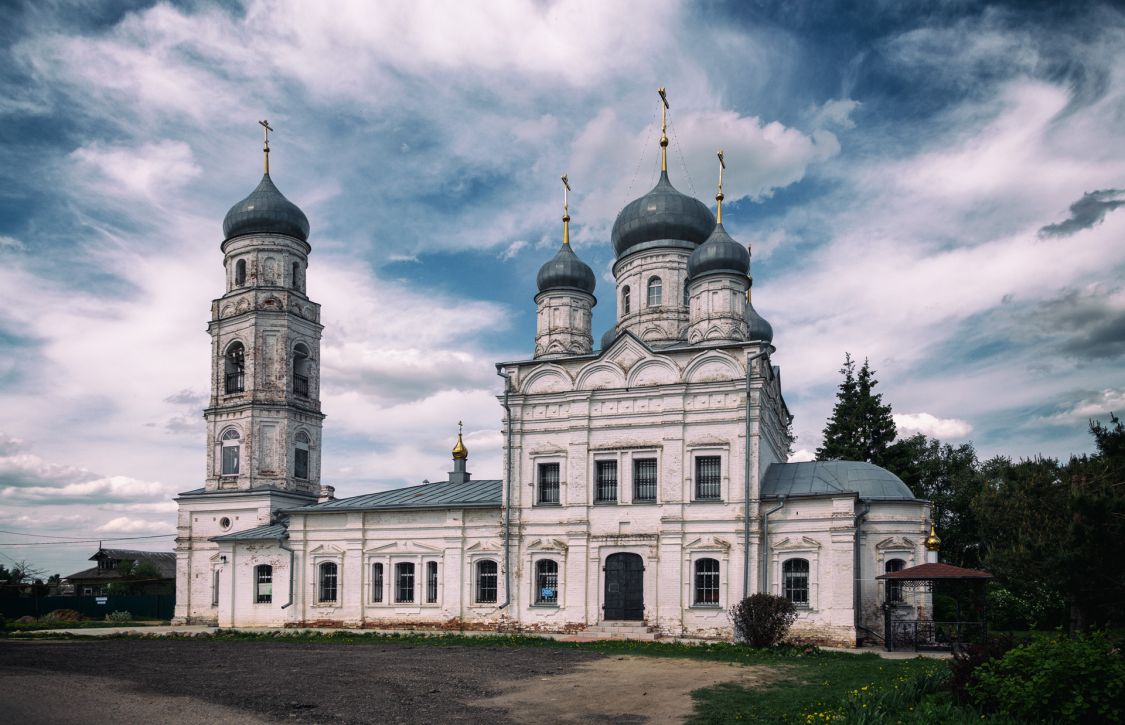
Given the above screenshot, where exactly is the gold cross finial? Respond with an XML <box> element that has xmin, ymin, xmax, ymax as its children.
<box><xmin>259</xmin><ymin>120</ymin><xmax>274</xmax><ymax>174</ymax></box>
<box><xmin>658</xmin><ymin>87</ymin><xmax>670</xmax><ymax>172</ymax></box>
<box><xmin>716</xmin><ymin>149</ymin><xmax>726</xmax><ymax>224</ymax></box>
<box><xmin>561</xmin><ymin>174</ymin><xmax>571</xmax><ymax>245</ymax></box>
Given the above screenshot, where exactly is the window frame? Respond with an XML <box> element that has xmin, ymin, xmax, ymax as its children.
<box><xmin>536</xmin><ymin>461</ymin><xmax>561</xmax><ymax>506</ymax></box>
<box><xmin>394</xmin><ymin>562</ymin><xmax>415</xmax><ymax>604</ymax></box>
<box><xmin>622</xmin><ymin>285</ymin><xmax>631</xmax><ymax>315</ymax></box>
<box><xmin>371</xmin><ymin>562</ymin><xmax>384</xmax><ymax>603</ymax></box>
<box><xmin>317</xmin><ymin>561</ymin><xmax>338</xmax><ymax>603</ymax></box>
<box><xmin>294</xmin><ymin>430</ymin><xmax>310</xmax><ymax>480</ymax></box>
<box><xmin>220</xmin><ymin>428</ymin><xmax>241</xmax><ymax>476</ymax></box>
<box><xmin>781</xmin><ymin>557</ymin><xmax>810</xmax><ymax>608</ymax></box>
<box><xmin>534</xmin><ymin>559</ymin><xmax>559</xmax><ymax>606</ymax></box>
<box><xmin>255</xmin><ymin>564</ymin><xmax>273</xmax><ymax>604</ymax></box>
<box><xmin>426</xmin><ymin>560</ymin><xmax>439</xmax><ymax>604</ymax></box>
<box><xmin>885</xmin><ymin>558</ymin><xmax>907</xmax><ymax>604</ymax></box>
<box><xmin>632</xmin><ymin>457</ymin><xmax>658</xmax><ymax>503</ymax></box>
<box><xmin>475</xmin><ymin>559</ymin><xmax>498</xmax><ymax>604</ymax></box>
<box><xmin>694</xmin><ymin>455</ymin><xmax>722</xmax><ymax>501</ymax></box>
<box><xmin>646</xmin><ymin>276</ymin><xmax>663</xmax><ymax>306</ymax></box>
<box><xmin>693</xmin><ymin>558</ymin><xmax>721</xmax><ymax>607</ymax></box>
<box><xmin>594</xmin><ymin>459</ymin><xmax>618</xmax><ymax>504</ymax></box>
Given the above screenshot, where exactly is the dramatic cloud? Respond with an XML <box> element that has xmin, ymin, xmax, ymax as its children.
<box><xmin>1039</xmin><ymin>189</ymin><xmax>1125</xmax><ymax>237</ymax></box>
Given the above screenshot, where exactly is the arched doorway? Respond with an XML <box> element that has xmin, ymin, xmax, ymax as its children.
<box><xmin>604</xmin><ymin>553</ymin><xmax>644</xmax><ymax>621</ymax></box>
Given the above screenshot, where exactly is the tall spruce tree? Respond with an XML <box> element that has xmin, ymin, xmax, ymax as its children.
<box><xmin>816</xmin><ymin>353</ymin><xmax>898</xmax><ymax>467</ymax></box>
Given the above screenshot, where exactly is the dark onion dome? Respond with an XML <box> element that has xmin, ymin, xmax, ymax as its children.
<box><xmin>536</xmin><ymin>242</ymin><xmax>596</xmax><ymax>295</ymax></box>
<box><xmin>687</xmin><ymin>222</ymin><xmax>750</xmax><ymax>279</ymax></box>
<box><xmin>223</xmin><ymin>173</ymin><xmax>310</xmax><ymax>242</ymax></box>
<box><xmin>744</xmin><ymin>298</ymin><xmax>774</xmax><ymax>343</ymax></box>
<box><xmin>611</xmin><ymin>171</ymin><xmax>715</xmax><ymax>257</ymax></box>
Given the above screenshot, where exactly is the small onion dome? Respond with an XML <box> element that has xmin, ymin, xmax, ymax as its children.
<box><xmin>611</xmin><ymin>171</ymin><xmax>715</xmax><ymax>257</ymax></box>
<box><xmin>452</xmin><ymin>432</ymin><xmax>468</xmax><ymax>460</ymax></box>
<box><xmin>687</xmin><ymin>222</ymin><xmax>750</xmax><ymax>279</ymax></box>
<box><xmin>600</xmin><ymin>328</ymin><xmax>618</xmax><ymax>350</ymax></box>
<box><xmin>223</xmin><ymin>174</ymin><xmax>310</xmax><ymax>242</ymax></box>
<box><xmin>744</xmin><ymin>299</ymin><xmax>774</xmax><ymax>343</ymax></box>
<box><xmin>925</xmin><ymin>522</ymin><xmax>941</xmax><ymax>552</ymax></box>
<box><xmin>536</xmin><ymin>243</ymin><xmax>596</xmax><ymax>295</ymax></box>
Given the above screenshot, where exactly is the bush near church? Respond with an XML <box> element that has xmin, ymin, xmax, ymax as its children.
<box><xmin>730</xmin><ymin>593</ymin><xmax>798</xmax><ymax>648</ymax></box>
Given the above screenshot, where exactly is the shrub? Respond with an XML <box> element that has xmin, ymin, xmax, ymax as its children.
<box><xmin>105</xmin><ymin>610</ymin><xmax>132</xmax><ymax>624</ymax></box>
<box><xmin>947</xmin><ymin>633</ymin><xmax>1016</xmax><ymax>704</ymax></box>
<box><xmin>969</xmin><ymin>632</ymin><xmax>1125</xmax><ymax>723</ymax></box>
<box><xmin>41</xmin><ymin>609</ymin><xmax>81</xmax><ymax>622</ymax></box>
<box><xmin>730</xmin><ymin>593</ymin><xmax>798</xmax><ymax>648</ymax></box>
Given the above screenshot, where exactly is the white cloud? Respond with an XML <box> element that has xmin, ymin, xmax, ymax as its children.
<box><xmin>1035</xmin><ymin>389</ymin><xmax>1125</xmax><ymax>425</ymax></box>
<box><xmin>0</xmin><ymin>235</ymin><xmax>24</xmax><ymax>252</ymax></box>
<box><xmin>500</xmin><ymin>240</ymin><xmax>528</xmax><ymax>260</ymax></box>
<box><xmin>893</xmin><ymin>413</ymin><xmax>973</xmax><ymax>440</ymax></box>
<box><xmin>787</xmin><ymin>449</ymin><xmax>815</xmax><ymax>463</ymax></box>
<box><xmin>72</xmin><ymin>140</ymin><xmax>201</xmax><ymax>199</ymax></box>
<box><xmin>95</xmin><ymin>516</ymin><xmax>171</xmax><ymax>534</ymax></box>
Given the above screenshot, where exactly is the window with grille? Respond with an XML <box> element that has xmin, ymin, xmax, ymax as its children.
<box><xmin>476</xmin><ymin>560</ymin><xmax>498</xmax><ymax>603</ymax></box>
<box><xmin>695</xmin><ymin>456</ymin><xmax>721</xmax><ymax>500</ymax></box>
<box><xmin>885</xmin><ymin>558</ymin><xmax>906</xmax><ymax>603</ymax></box>
<box><xmin>595</xmin><ymin>460</ymin><xmax>617</xmax><ymax>503</ymax></box>
<box><xmin>255</xmin><ymin>565</ymin><xmax>272</xmax><ymax>603</ymax></box>
<box><xmin>371</xmin><ymin>563</ymin><xmax>383</xmax><ymax>603</ymax></box>
<box><xmin>694</xmin><ymin>558</ymin><xmax>720</xmax><ymax>606</ymax></box>
<box><xmin>782</xmin><ymin>558</ymin><xmax>810</xmax><ymax>606</ymax></box>
<box><xmin>426</xmin><ymin>561</ymin><xmax>438</xmax><ymax>603</ymax></box>
<box><xmin>395</xmin><ymin>562</ymin><xmax>415</xmax><ymax>603</ymax></box>
<box><xmin>318</xmin><ymin>562</ymin><xmax>337</xmax><ymax>603</ymax></box>
<box><xmin>633</xmin><ymin>458</ymin><xmax>657</xmax><ymax>502</ymax></box>
<box><xmin>647</xmin><ymin>276</ymin><xmax>662</xmax><ymax>306</ymax></box>
<box><xmin>538</xmin><ymin>462</ymin><xmax>560</xmax><ymax>505</ymax></box>
<box><xmin>535</xmin><ymin>560</ymin><xmax>559</xmax><ymax>605</ymax></box>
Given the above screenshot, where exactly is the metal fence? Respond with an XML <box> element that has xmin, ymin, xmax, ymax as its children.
<box><xmin>886</xmin><ymin>619</ymin><xmax>987</xmax><ymax>652</ymax></box>
<box><xmin>0</xmin><ymin>594</ymin><xmax>174</xmax><ymax>621</ymax></box>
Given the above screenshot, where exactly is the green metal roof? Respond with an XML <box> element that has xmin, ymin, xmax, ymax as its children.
<box><xmin>288</xmin><ymin>478</ymin><xmax>502</xmax><ymax>513</ymax></box>
<box><xmin>212</xmin><ymin>523</ymin><xmax>288</xmax><ymax>542</ymax></box>
<box><xmin>761</xmin><ymin>461</ymin><xmax>919</xmax><ymax>501</ymax></box>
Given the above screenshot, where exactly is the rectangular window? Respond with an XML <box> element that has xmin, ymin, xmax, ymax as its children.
<box><xmin>783</xmin><ymin>559</ymin><xmax>810</xmax><ymax>607</ymax></box>
<box><xmin>633</xmin><ymin>458</ymin><xmax>657</xmax><ymax>502</ymax></box>
<box><xmin>595</xmin><ymin>460</ymin><xmax>618</xmax><ymax>503</ymax></box>
<box><xmin>221</xmin><ymin>445</ymin><xmax>239</xmax><ymax>475</ymax></box>
<box><xmin>537</xmin><ymin>462</ymin><xmax>560</xmax><ymax>505</ymax></box>
<box><xmin>395</xmin><ymin>562</ymin><xmax>415</xmax><ymax>603</ymax></box>
<box><xmin>371</xmin><ymin>563</ymin><xmax>383</xmax><ymax>603</ymax></box>
<box><xmin>426</xmin><ymin>561</ymin><xmax>438</xmax><ymax>604</ymax></box>
<box><xmin>535</xmin><ymin>560</ymin><xmax>559</xmax><ymax>605</ymax></box>
<box><xmin>294</xmin><ymin>447</ymin><xmax>309</xmax><ymax>480</ymax></box>
<box><xmin>476</xmin><ymin>561</ymin><xmax>498</xmax><ymax>603</ymax></box>
<box><xmin>211</xmin><ymin>570</ymin><xmax>220</xmax><ymax>607</ymax></box>
<box><xmin>694</xmin><ymin>559</ymin><xmax>720</xmax><ymax>606</ymax></box>
<box><xmin>318</xmin><ymin>563</ymin><xmax>337</xmax><ymax>603</ymax></box>
<box><xmin>695</xmin><ymin>456</ymin><xmax>722</xmax><ymax>500</ymax></box>
<box><xmin>255</xmin><ymin>565</ymin><xmax>272</xmax><ymax>604</ymax></box>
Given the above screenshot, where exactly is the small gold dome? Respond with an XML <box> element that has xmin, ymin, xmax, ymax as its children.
<box><xmin>924</xmin><ymin>522</ymin><xmax>941</xmax><ymax>552</ymax></box>
<box><xmin>452</xmin><ymin>432</ymin><xmax>468</xmax><ymax>460</ymax></box>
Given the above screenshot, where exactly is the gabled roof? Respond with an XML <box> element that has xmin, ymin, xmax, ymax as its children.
<box><xmin>212</xmin><ymin>523</ymin><xmax>288</xmax><ymax>542</ymax></box>
<box><xmin>287</xmin><ymin>478</ymin><xmax>502</xmax><ymax>513</ymax></box>
<box><xmin>65</xmin><ymin>549</ymin><xmax>176</xmax><ymax>581</ymax></box>
<box><xmin>761</xmin><ymin>461</ymin><xmax>920</xmax><ymax>502</ymax></box>
<box><xmin>878</xmin><ymin>562</ymin><xmax>992</xmax><ymax>580</ymax></box>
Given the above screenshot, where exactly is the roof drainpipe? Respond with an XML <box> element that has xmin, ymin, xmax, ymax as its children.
<box><xmin>761</xmin><ymin>497</ymin><xmax>785</xmax><ymax>594</ymax></box>
<box><xmin>744</xmin><ymin>349</ymin><xmax>771</xmax><ymax>599</ymax></box>
<box><xmin>278</xmin><ymin>534</ymin><xmax>295</xmax><ymax>610</ymax></box>
<box><xmin>497</xmin><ymin>368</ymin><xmax>513</xmax><ymax>610</ymax></box>
<box><xmin>853</xmin><ymin>501</ymin><xmax>871</xmax><ymax>646</ymax></box>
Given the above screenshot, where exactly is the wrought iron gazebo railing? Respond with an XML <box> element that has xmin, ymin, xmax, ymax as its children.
<box><xmin>886</xmin><ymin>619</ymin><xmax>987</xmax><ymax>652</ymax></box>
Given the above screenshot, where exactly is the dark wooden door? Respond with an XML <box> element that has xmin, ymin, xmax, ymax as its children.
<box><xmin>604</xmin><ymin>553</ymin><xmax>644</xmax><ymax>621</ymax></box>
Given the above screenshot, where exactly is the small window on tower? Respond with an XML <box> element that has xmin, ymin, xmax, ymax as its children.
<box><xmin>224</xmin><ymin>342</ymin><xmax>245</xmax><ymax>394</ymax></box>
<box><xmin>235</xmin><ymin>259</ymin><xmax>247</xmax><ymax>286</ymax></box>
<box><xmin>291</xmin><ymin>261</ymin><xmax>301</xmax><ymax>291</ymax></box>
<box><xmin>293</xmin><ymin>343</ymin><xmax>310</xmax><ymax>398</ymax></box>
<box><xmin>622</xmin><ymin>286</ymin><xmax>631</xmax><ymax>315</ymax></box>
<box><xmin>220</xmin><ymin>429</ymin><xmax>240</xmax><ymax>476</ymax></box>
<box><xmin>294</xmin><ymin>431</ymin><xmax>310</xmax><ymax>480</ymax></box>
<box><xmin>647</xmin><ymin>276</ymin><xmax>662</xmax><ymax>306</ymax></box>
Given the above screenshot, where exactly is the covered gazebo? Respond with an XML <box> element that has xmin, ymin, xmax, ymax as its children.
<box><xmin>877</xmin><ymin>561</ymin><xmax>992</xmax><ymax>652</ymax></box>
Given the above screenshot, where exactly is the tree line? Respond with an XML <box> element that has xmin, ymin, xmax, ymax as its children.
<box><xmin>816</xmin><ymin>353</ymin><xmax>1125</xmax><ymax>632</ymax></box>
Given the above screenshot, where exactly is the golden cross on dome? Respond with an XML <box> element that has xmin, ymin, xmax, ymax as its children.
<box><xmin>716</xmin><ymin>149</ymin><xmax>726</xmax><ymax>224</ymax></box>
<box><xmin>561</xmin><ymin>174</ymin><xmax>571</xmax><ymax>245</ymax></box>
<box><xmin>658</xmin><ymin>87</ymin><xmax>670</xmax><ymax>172</ymax></box>
<box><xmin>259</xmin><ymin>119</ymin><xmax>274</xmax><ymax>174</ymax></box>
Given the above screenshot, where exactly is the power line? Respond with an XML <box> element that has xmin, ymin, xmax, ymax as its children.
<box><xmin>0</xmin><ymin>533</ymin><xmax>176</xmax><ymax>546</ymax></box>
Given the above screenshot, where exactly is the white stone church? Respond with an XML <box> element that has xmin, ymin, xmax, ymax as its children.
<box><xmin>174</xmin><ymin>114</ymin><xmax>933</xmax><ymax>645</ymax></box>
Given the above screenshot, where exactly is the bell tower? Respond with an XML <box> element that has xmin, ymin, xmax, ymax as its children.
<box><xmin>203</xmin><ymin>120</ymin><xmax>324</xmax><ymax>496</ymax></box>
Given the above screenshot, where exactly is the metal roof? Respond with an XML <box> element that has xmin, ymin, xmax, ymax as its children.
<box><xmin>65</xmin><ymin>549</ymin><xmax>176</xmax><ymax>581</ymax></box>
<box><xmin>611</xmin><ymin>170</ymin><xmax>714</xmax><ymax>258</ymax></box>
<box><xmin>288</xmin><ymin>478</ymin><xmax>502</xmax><ymax>513</ymax></box>
<box><xmin>687</xmin><ymin>222</ymin><xmax>750</xmax><ymax>279</ymax></box>
<box><xmin>761</xmin><ymin>461</ymin><xmax>919</xmax><ymax>501</ymax></box>
<box><xmin>537</xmin><ymin>241</ymin><xmax>596</xmax><ymax>295</ymax></box>
<box><xmin>878</xmin><ymin>562</ymin><xmax>992</xmax><ymax>580</ymax></box>
<box><xmin>212</xmin><ymin>523</ymin><xmax>288</xmax><ymax>542</ymax></box>
<box><xmin>223</xmin><ymin>173</ymin><xmax>310</xmax><ymax>242</ymax></box>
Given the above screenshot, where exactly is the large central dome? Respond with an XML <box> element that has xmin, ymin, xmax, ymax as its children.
<box><xmin>610</xmin><ymin>170</ymin><xmax>715</xmax><ymax>258</ymax></box>
<box><xmin>223</xmin><ymin>173</ymin><xmax>310</xmax><ymax>242</ymax></box>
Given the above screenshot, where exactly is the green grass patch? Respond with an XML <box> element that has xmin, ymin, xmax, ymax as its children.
<box><xmin>3</xmin><ymin>619</ymin><xmax>164</xmax><ymax>632</ymax></box>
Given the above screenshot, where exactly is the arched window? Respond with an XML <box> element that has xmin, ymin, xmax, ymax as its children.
<box><xmin>220</xmin><ymin>429</ymin><xmax>240</xmax><ymax>476</ymax></box>
<box><xmin>371</xmin><ymin>563</ymin><xmax>384</xmax><ymax>603</ymax></box>
<box><xmin>885</xmin><ymin>558</ymin><xmax>906</xmax><ymax>603</ymax></box>
<box><xmin>224</xmin><ymin>342</ymin><xmax>245</xmax><ymax>394</ymax></box>
<box><xmin>294</xmin><ymin>431</ymin><xmax>310</xmax><ymax>480</ymax></box>
<box><xmin>684</xmin><ymin>285</ymin><xmax>691</xmax><ymax>307</ymax></box>
<box><xmin>255</xmin><ymin>564</ymin><xmax>273</xmax><ymax>603</ymax></box>
<box><xmin>426</xmin><ymin>561</ymin><xmax>438</xmax><ymax>603</ymax></box>
<box><xmin>782</xmin><ymin>558</ymin><xmax>810</xmax><ymax>607</ymax></box>
<box><xmin>646</xmin><ymin>276</ymin><xmax>662</xmax><ymax>306</ymax></box>
<box><xmin>293</xmin><ymin>343</ymin><xmax>310</xmax><ymax>398</ymax></box>
<box><xmin>476</xmin><ymin>560</ymin><xmax>498</xmax><ymax>603</ymax></box>
<box><xmin>291</xmin><ymin>261</ymin><xmax>301</xmax><ymax>291</ymax></box>
<box><xmin>535</xmin><ymin>559</ymin><xmax>558</xmax><ymax>605</ymax></box>
<box><xmin>235</xmin><ymin>259</ymin><xmax>247</xmax><ymax>286</ymax></box>
<box><xmin>317</xmin><ymin>562</ymin><xmax>337</xmax><ymax>602</ymax></box>
<box><xmin>621</xmin><ymin>285</ymin><xmax>631</xmax><ymax>315</ymax></box>
<box><xmin>395</xmin><ymin>562</ymin><xmax>415</xmax><ymax>603</ymax></box>
<box><xmin>694</xmin><ymin>558</ymin><xmax>720</xmax><ymax>606</ymax></box>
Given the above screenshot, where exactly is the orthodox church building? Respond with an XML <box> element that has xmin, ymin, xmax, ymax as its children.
<box><xmin>174</xmin><ymin>103</ymin><xmax>934</xmax><ymax>645</ymax></box>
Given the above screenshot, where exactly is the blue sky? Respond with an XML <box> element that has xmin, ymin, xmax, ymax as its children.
<box><xmin>1</xmin><ymin>0</ymin><xmax>1123</xmax><ymax>576</ymax></box>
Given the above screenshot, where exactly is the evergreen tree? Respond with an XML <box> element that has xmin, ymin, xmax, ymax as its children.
<box><xmin>816</xmin><ymin>353</ymin><xmax>898</xmax><ymax>467</ymax></box>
